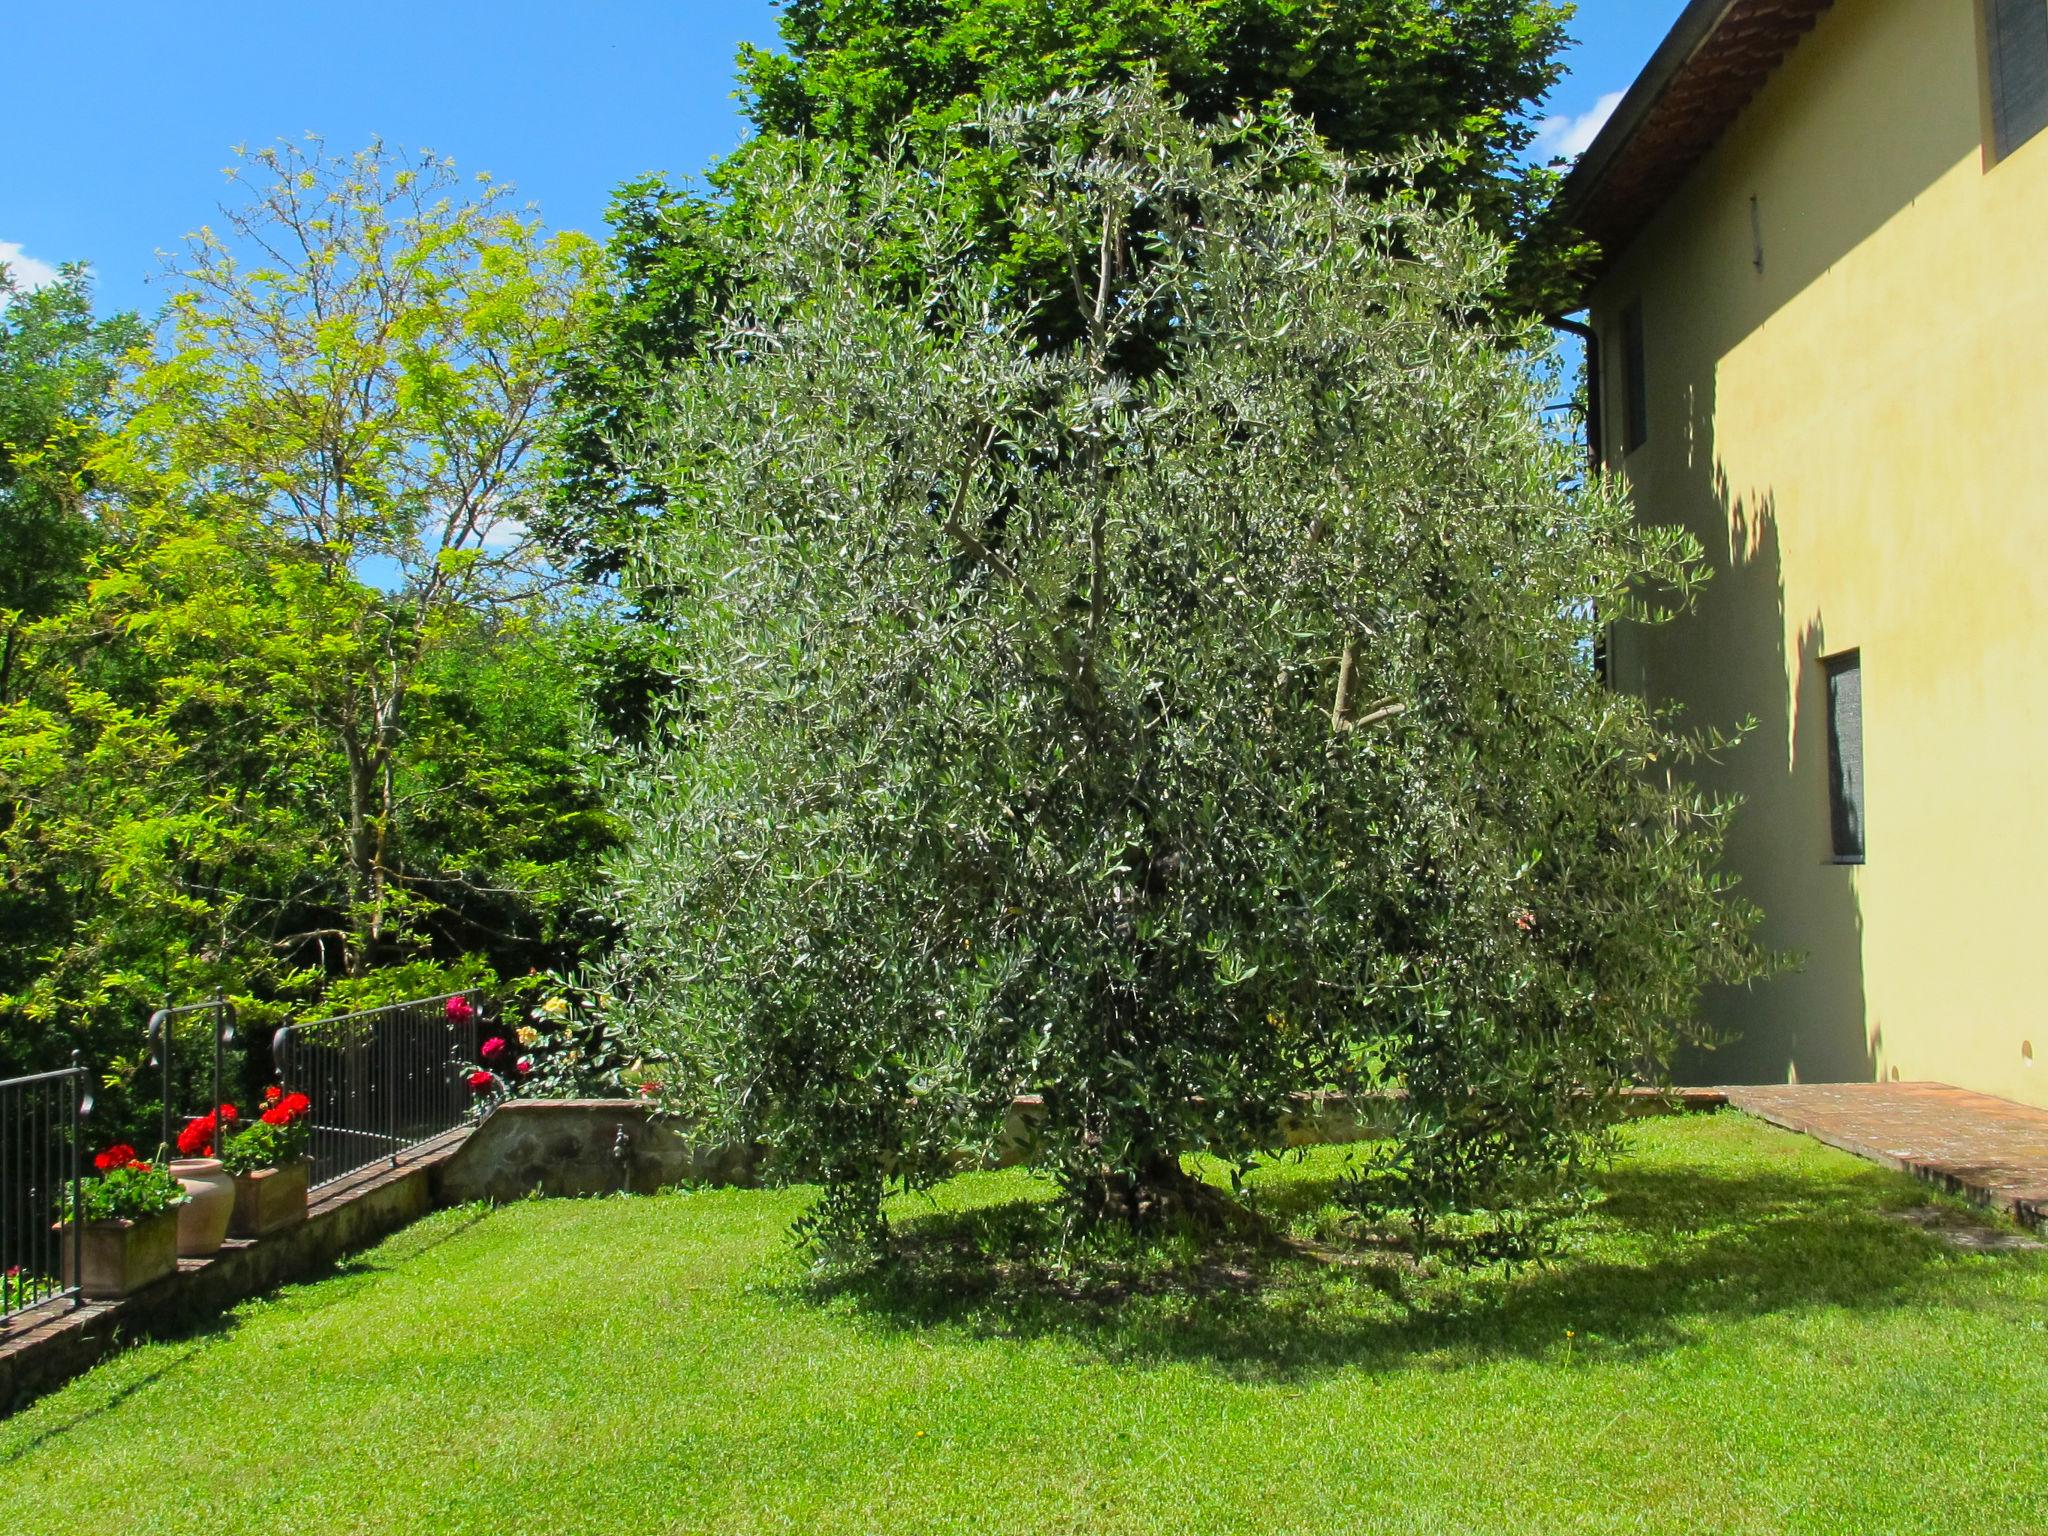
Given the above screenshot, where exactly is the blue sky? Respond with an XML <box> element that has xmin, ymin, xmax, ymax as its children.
<box><xmin>2</xmin><ymin>1</ymin><xmax>1686</xmax><ymax>319</ymax></box>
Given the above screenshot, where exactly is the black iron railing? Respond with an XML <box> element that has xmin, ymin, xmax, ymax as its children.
<box><xmin>273</xmin><ymin>993</ymin><xmax>484</xmax><ymax>1190</ymax></box>
<box><xmin>0</xmin><ymin>1059</ymin><xmax>87</xmax><ymax>1327</ymax></box>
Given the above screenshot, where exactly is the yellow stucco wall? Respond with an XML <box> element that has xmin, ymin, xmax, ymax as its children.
<box><xmin>1594</xmin><ymin>0</ymin><xmax>2048</xmax><ymax>1107</ymax></box>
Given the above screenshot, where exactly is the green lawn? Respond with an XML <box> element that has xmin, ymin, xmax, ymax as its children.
<box><xmin>3</xmin><ymin>1113</ymin><xmax>2043</xmax><ymax>1535</ymax></box>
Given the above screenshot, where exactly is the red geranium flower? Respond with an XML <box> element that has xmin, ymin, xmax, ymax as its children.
<box><xmin>95</xmin><ymin>1144</ymin><xmax>139</xmax><ymax>1172</ymax></box>
<box><xmin>176</xmin><ymin>1103</ymin><xmax>239</xmax><ymax>1157</ymax></box>
<box><xmin>263</xmin><ymin>1085</ymin><xmax>283</xmax><ymax>1105</ymax></box>
<box><xmin>466</xmin><ymin>1069</ymin><xmax>495</xmax><ymax>1093</ymax></box>
<box><xmin>261</xmin><ymin>1090</ymin><xmax>311</xmax><ymax>1127</ymax></box>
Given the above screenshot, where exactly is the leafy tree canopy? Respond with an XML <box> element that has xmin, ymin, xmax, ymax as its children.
<box><xmin>0</xmin><ymin>264</ymin><xmax>148</xmax><ymax>1069</ymax></box>
<box><xmin>546</xmin><ymin>0</ymin><xmax>1587</xmax><ymax>580</ymax></box>
<box><xmin>606</xmin><ymin>89</ymin><xmax>1764</xmax><ymax>1252</ymax></box>
<box><xmin>739</xmin><ymin>0</ymin><xmax>1575</xmax><ymax>270</ymax></box>
<box><xmin>0</xmin><ymin>266</ymin><xmax>146</xmax><ymax>700</ymax></box>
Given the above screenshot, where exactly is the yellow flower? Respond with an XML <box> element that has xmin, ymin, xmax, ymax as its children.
<box><xmin>516</xmin><ymin>1026</ymin><xmax>539</xmax><ymax>1047</ymax></box>
<box><xmin>541</xmin><ymin>996</ymin><xmax>570</xmax><ymax>1018</ymax></box>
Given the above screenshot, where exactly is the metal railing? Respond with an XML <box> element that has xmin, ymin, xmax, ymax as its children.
<box><xmin>0</xmin><ymin>1058</ymin><xmax>87</xmax><ymax>1326</ymax></box>
<box><xmin>273</xmin><ymin>992</ymin><xmax>483</xmax><ymax>1190</ymax></box>
<box><xmin>147</xmin><ymin>996</ymin><xmax>236</xmax><ymax>1158</ymax></box>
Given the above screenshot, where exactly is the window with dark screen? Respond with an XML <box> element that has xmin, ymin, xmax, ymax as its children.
<box><xmin>1987</xmin><ymin>0</ymin><xmax>2048</xmax><ymax>162</ymax></box>
<box><xmin>1823</xmin><ymin>651</ymin><xmax>1865</xmax><ymax>862</ymax></box>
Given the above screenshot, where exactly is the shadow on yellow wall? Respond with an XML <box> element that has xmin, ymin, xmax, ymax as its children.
<box><xmin>1643</xmin><ymin>368</ymin><xmax>1875</xmax><ymax>1088</ymax></box>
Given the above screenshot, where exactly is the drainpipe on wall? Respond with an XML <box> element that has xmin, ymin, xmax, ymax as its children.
<box><xmin>1547</xmin><ymin>314</ymin><xmax>1602</xmax><ymax>480</ymax></box>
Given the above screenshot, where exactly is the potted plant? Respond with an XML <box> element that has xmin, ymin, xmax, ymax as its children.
<box><xmin>59</xmin><ymin>1145</ymin><xmax>186</xmax><ymax>1298</ymax></box>
<box><xmin>170</xmin><ymin>1105</ymin><xmax>240</xmax><ymax>1256</ymax></box>
<box><xmin>220</xmin><ymin>1086</ymin><xmax>313</xmax><ymax>1237</ymax></box>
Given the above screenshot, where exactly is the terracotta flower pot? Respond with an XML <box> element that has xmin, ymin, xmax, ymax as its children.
<box><xmin>230</xmin><ymin>1161</ymin><xmax>310</xmax><ymax>1238</ymax></box>
<box><xmin>169</xmin><ymin>1158</ymin><xmax>235</xmax><ymax>1256</ymax></box>
<box><xmin>60</xmin><ymin>1207</ymin><xmax>181</xmax><ymax>1299</ymax></box>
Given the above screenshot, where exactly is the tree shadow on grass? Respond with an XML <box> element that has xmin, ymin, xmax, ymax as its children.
<box><xmin>805</xmin><ymin>1157</ymin><xmax>2005</xmax><ymax>1383</ymax></box>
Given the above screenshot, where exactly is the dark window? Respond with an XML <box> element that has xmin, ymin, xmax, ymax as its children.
<box><xmin>1987</xmin><ymin>0</ymin><xmax>2048</xmax><ymax>161</ymax></box>
<box><xmin>1823</xmin><ymin>651</ymin><xmax>1865</xmax><ymax>862</ymax></box>
<box><xmin>1620</xmin><ymin>299</ymin><xmax>1648</xmax><ymax>454</ymax></box>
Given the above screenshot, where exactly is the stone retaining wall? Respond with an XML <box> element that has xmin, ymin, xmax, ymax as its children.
<box><xmin>433</xmin><ymin>1099</ymin><xmax>757</xmax><ymax>1203</ymax></box>
<box><xmin>428</xmin><ymin>1086</ymin><xmax>1727</xmax><ymax>1203</ymax></box>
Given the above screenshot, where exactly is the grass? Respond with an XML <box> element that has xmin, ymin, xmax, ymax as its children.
<box><xmin>2</xmin><ymin>1113</ymin><xmax>2044</xmax><ymax>1535</ymax></box>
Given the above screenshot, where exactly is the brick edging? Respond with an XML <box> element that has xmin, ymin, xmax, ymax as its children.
<box><xmin>1723</xmin><ymin>1086</ymin><xmax>2046</xmax><ymax>1233</ymax></box>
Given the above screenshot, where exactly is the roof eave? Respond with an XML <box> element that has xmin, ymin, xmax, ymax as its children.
<box><xmin>1559</xmin><ymin>0</ymin><xmax>1742</xmax><ymax>225</ymax></box>
<box><xmin>1557</xmin><ymin>0</ymin><xmax>1838</xmax><ymax>282</ymax></box>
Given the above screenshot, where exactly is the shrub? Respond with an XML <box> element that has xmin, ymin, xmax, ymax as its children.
<box><xmin>462</xmin><ymin>976</ymin><xmax>645</xmax><ymax>1101</ymax></box>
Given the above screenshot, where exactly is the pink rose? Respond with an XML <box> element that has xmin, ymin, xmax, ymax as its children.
<box><xmin>480</xmin><ymin>1036</ymin><xmax>508</xmax><ymax>1062</ymax></box>
<box><xmin>446</xmin><ymin>995</ymin><xmax>476</xmax><ymax>1025</ymax></box>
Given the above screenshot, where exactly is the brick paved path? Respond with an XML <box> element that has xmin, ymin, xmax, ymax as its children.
<box><xmin>1723</xmin><ymin>1081</ymin><xmax>2048</xmax><ymax>1231</ymax></box>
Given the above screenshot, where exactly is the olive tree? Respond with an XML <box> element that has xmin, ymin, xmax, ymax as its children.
<box><xmin>608</xmin><ymin>88</ymin><xmax>1764</xmax><ymax>1248</ymax></box>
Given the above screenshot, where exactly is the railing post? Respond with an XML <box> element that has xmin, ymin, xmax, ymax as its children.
<box><xmin>386</xmin><ymin>1010</ymin><xmax>398</xmax><ymax>1171</ymax></box>
<box><xmin>212</xmin><ymin>996</ymin><xmax>235</xmax><ymax>1164</ymax></box>
<box><xmin>149</xmin><ymin>998</ymin><xmax>173</xmax><ymax>1157</ymax></box>
<box><xmin>69</xmin><ymin>1051</ymin><xmax>86</xmax><ymax>1310</ymax></box>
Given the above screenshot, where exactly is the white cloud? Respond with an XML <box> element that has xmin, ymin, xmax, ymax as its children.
<box><xmin>1533</xmin><ymin>90</ymin><xmax>1626</xmax><ymax>162</ymax></box>
<box><xmin>0</xmin><ymin>240</ymin><xmax>63</xmax><ymax>301</ymax></box>
<box><xmin>478</xmin><ymin>515</ymin><xmax>527</xmax><ymax>552</ymax></box>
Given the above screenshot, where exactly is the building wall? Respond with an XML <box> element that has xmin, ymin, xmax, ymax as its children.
<box><xmin>1594</xmin><ymin>0</ymin><xmax>2048</xmax><ymax>1107</ymax></box>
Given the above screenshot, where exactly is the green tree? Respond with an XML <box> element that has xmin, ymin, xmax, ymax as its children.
<box><xmin>0</xmin><ymin>265</ymin><xmax>145</xmax><ymax>1074</ymax></box>
<box><xmin>92</xmin><ymin>137</ymin><xmax>601</xmax><ymax>980</ymax></box>
<box><xmin>546</xmin><ymin>0</ymin><xmax>1585</xmax><ymax>579</ymax></box>
<box><xmin>741</xmin><ymin>0</ymin><xmax>1577</xmax><ymax>293</ymax></box>
<box><xmin>606</xmin><ymin>91</ymin><xmax>1765</xmax><ymax>1250</ymax></box>
<box><xmin>0</xmin><ymin>264</ymin><xmax>145</xmax><ymax>704</ymax></box>
<box><xmin>0</xmin><ymin>141</ymin><xmax>612</xmax><ymax>1067</ymax></box>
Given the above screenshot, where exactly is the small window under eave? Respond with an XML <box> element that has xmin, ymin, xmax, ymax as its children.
<box><xmin>1823</xmin><ymin>650</ymin><xmax>1866</xmax><ymax>864</ymax></box>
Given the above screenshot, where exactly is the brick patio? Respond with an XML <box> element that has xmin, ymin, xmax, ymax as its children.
<box><xmin>1723</xmin><ymin>1081</ymin><xmax>2048</xmax><ymax>1231</ymax></box>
